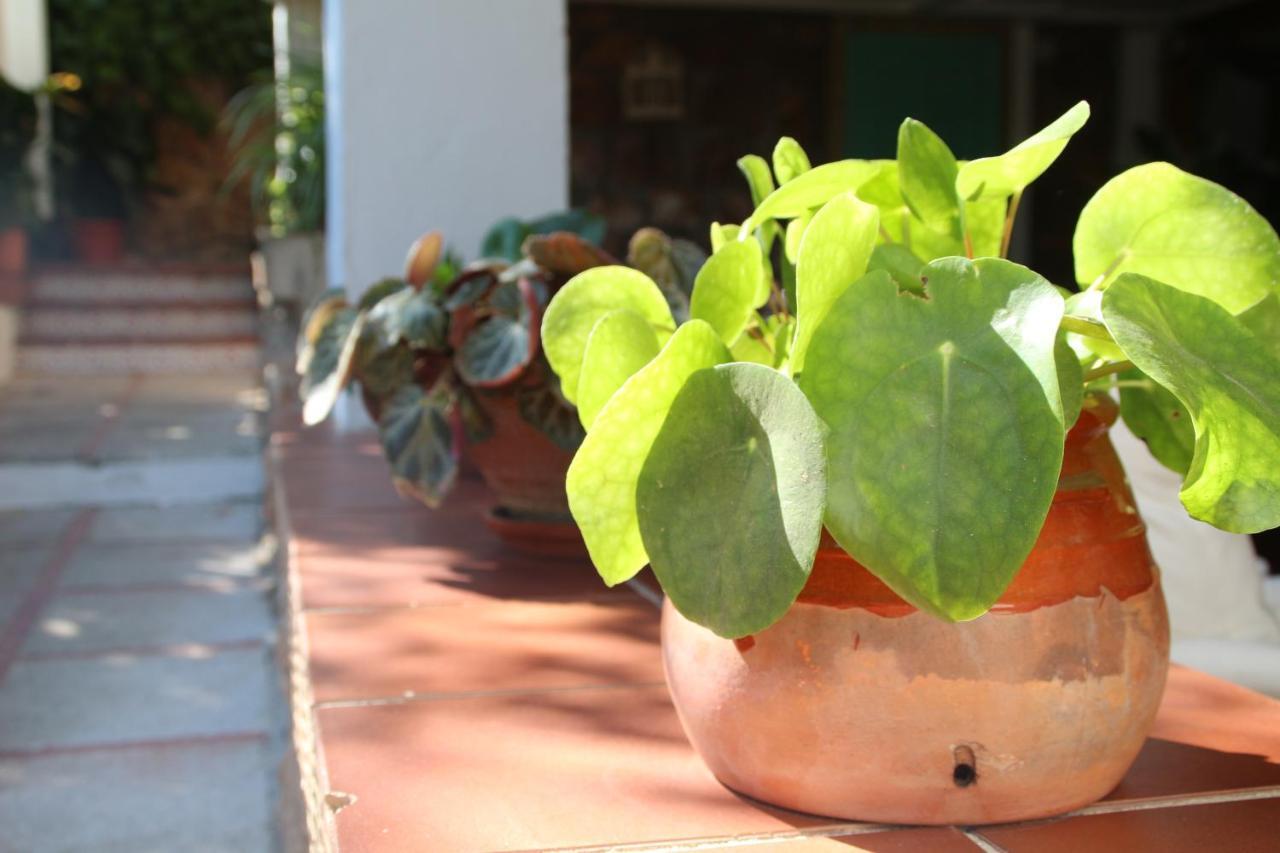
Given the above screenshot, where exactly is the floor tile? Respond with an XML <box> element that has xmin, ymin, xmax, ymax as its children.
<box><xmin>1108</xmin><ymin>666</ymin><xmax>1280</xmax><ymax>801</ymax></box>
<box><xmin>59</xmin><ymin>540</ymin><xmax>267</xmax><ymax>590</ymax></box>
<box><xmin>0</xmin><ymin>508</ymin><xmax>76</xmax><ymax>546</ymax></box>
<box><xmin>90</xmin><ymin>502</ymin><xmax>262</xmax><ymax>544</ymax></box>
<box><xmin>738</xmin><ymin>827</ymin><xmax>980</xmax><ymax>851</ymax></box>
<box><xmin>0</xmin><ymin>738</ymin><xmax>275</xmax><ymax>852</ymax></box>
<box><xmin>978</xmin><ymin>795</ymin><xmax>1280</xmax><ymax>852</ymax></box>
<box><xmin>307</xmin><ymin>599</ymin><xmax>661</xmax><ymax>703</ymax></box>
<box><xmin>0</xmin><ymin>544</ymin><xmax>53</xmax><ymax>595</ymax></box>
<box><xmin>0</xmin><ymin>648</ymin><xmax>273</xmax><ymax>751</ymax></box>
<box><xmin>23</xmin><ymin>588</ymin><xmax>273</xmax><ymax>656</ymax></box>
<box><xmin>318</xmin><ymin>685</ymin><xmax>836</xmax><ymax>853</ymax></box>
<box><xmin>0</xmin><ymin>457</ymin><xmax>264</xmax><ymax>510</ymax></box>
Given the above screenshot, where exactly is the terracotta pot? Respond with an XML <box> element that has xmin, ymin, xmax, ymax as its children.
<box><xmin>662</xmin><ymin>396</ymin><xmax>1170</xmax><ymax>825</ymax></box>
<box><xmin>0</xmin><ymin>227</ymin><xmax>27</xmax><ymax>274</ymax></box>
<box><xmin>466</xmin><ymin>390</ymin><xmax>586</xmax><ymax>557</ymax></box>
<box><xmin>72</xmin><ymin>218</ymin><xmax>126</xmax><ymax>265</ymax></box>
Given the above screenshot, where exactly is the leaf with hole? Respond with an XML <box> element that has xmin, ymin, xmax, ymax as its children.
<box><xmin>1101</xmin><ymin>273</ymin><xmax>1280</xmax><ymax>532</ymax></box>
<box><xmin>638</xmin><ymin>363</ymin><xmax>826</xmax><ymax>638</ymax></box>
<box><xmin>566</xmin><ymin>320</ymin><xmax>731</xmax><ymax>585</ymax></box>
<box><xmin>798</xmin><ymin>259</ymin><xmax>1067</xmax><ymax>620</ymax></box>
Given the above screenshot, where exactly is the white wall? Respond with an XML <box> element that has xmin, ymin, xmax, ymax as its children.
<box><xmin>326</xmin><ymin>0</ymin><xmax>568</xmax><ymax>298</ymax></box>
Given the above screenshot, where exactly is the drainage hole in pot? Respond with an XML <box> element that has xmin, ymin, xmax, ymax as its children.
<box><xmin>952</xmin><ymin>745</ymin><xmax>978</xmax><ymax>787</ymax></box>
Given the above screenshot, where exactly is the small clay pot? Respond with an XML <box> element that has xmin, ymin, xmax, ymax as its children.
<box><xmin>466</xmin><ymin>390</ymin><xmax>586</xmax><ymax>558</ymax></box>
<box><xmin>73</xmin><ymin>218</ymin><xmax>126</xmax><ymax>265</ymax></box>
<box><xmin>0</xmin><ymin>227</ymin><xmax>27</xmax><ymax>274</ymax></box>
<box><xmin>662</xmin><ymin>396</ymin><xmax>1170</xmax><ymax>825</ymax></box>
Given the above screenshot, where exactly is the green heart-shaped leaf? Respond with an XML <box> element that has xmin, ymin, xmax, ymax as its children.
<box><xmin>541</xmin><ymin>266</ymin><xmax>674</xmax><ymax>403</ymax></box>
<box><xmin>690</xmin><ymin>239</ymin><xmax>764</xmax><ymax>345</ymax></box>
<box><xmin>577</xmin><ymin>308</ymin><xmax>662</xmax><ymax>429</ymax></box>
<box><xmin>957</xmin><ymin>101</ymin><xmax>1089</xmax><ymax>200</ymax></box>
<box><xmin>566</xmin><ymin>320</ymin><xmax>731</xmax><ymax>585</ymax></box>
<box><xmin>378</xmin><ymin>382</ymin><xmax>458</xmax><ymax>507</ymax></box>
<box><xmin>638</xmin><ymin>363</ymin><xmax>827</xmax><ymax>638</ymax></box>
<box><xmin>791</xmin><ymin>192</ymin><xmax>880</xmax><ymax>373</ymax></box>
<box><xmin>1101</xmin><ymin>273</ymin><xmax>1280</xmax><ymax>532</ymax></box>
<box><xmin>743</xmin><ymin>159</ymin><xmax>881</xmax><ymax>231</ymax></box>
<box><xmin>1074</xmin><ymin>162</ymin><xmax>1280</xmax><ymax>313</ymax></box>
<box><xmin>799</xmin><ymin>259</ymin><xmax>1067</xmax><ymax>620</ymax></box>
<box><xmin>772</xmin><ymin>136</ymin><xmax>812</xmax><ymax>185</ymax></box>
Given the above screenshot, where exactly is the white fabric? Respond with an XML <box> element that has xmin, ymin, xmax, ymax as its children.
<box><xmin>1110</xmin><ymin>420</ymin><xmax>1280</xmax><ymax>645</ymax></box>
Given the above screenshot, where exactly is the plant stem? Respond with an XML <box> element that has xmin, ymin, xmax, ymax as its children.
<box><xmin>999</xmin><ymin>190</ymin><xmax>1022</xmax><ymax>259</ymax></box>
<box><xmin>1061</xmin><ymin>314</ymin><xmax>1114</xmax><ymax>341</ymax></box>
<box><xmin>1083</xmin><ymin>359</ymin><xmax>1134</xmax><ymax>382</ymax></box>
<box><xmin>746</xmin><ymin>321</ymin><xmax>775</xmax><ymax>354</ymax></box>
<box><xmin>1087</xmin><ymin>250</ymin><xmax>1129</xmax><ymax>291</ymax></box>
<box><xmin>878</xmin><ymin>224</ymin><xmax>895</xmax><ymax>244</ymax></box>
<box><xmin>963</xmin><ymin>231</ymin><xmax>974</xmax><ymax>259</ymax></box>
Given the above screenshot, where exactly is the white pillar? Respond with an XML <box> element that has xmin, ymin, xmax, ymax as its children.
<box><xmin>325</xmin><ymin>0</ymin><xmax>568</xmax><ymax>299</ymax></box>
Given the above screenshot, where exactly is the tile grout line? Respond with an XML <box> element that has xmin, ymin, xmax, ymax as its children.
<box><xmin>963</xmin><ymin>829</ymin><xmax>1008</xmax><ymax>853</ymax></box>
<box><xmin>314</xmin><ymin>679</ymin><xmax>670</xmax><ymax>711</ymax></box>
<box><xmin>0</xmin><ymin>507</ymin><xmax>98</xmax><ymax>687</ymax></box>
<box><xmin>75</xmin><ymin>373</ymin><xmax>145</xmax><ymax>462</ymax></box>
<box><xmin>0</xmin><ymin>729</ymin><xmax>268</xmax><ymax>761</ymax></box>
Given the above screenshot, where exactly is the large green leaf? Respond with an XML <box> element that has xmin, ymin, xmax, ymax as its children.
<box><xmin>798</xmin><ymin>259</ymin><xmax>1067</xmax><ymax>620</ymax></box>
<box><xmin>868</xmin><ymin>243</ymin><xmax>926</xmax><ymax>294</ymax></box>
<box><xmin>689</xmin><ymin>239</ymin><xmax>764</xmax><ymax>345</ymax></box>
<box><xmin>957</xmin><ymin>101</ymin><xmax>1090</xmax><ymax>200</ymax></box>
<box><xmin>791</xmin><ymin>192</ymin><xmax>880</xmax><ymax>373</ymax></box>
<box><xmin>772</xmin><ymin>136</ymin><xmax>812</xmax><ymax>185</ymax></box>
<box><xmin>577</xmin><ymin>308</ymin><xmax>662</xmax><ymax>429</ymax></box>
<box><xmin>566</xmin><ymin>321</ymin><xmax>731</xmax><ymax>585</ymax></box>
<box><xmin>1240</xmin><ymin>292</ymin><xmax>1280</xmax><ymax>361</ymax></box>
<box><xmin>897</xmin><ymin>118</ymin><xmax>961</xmax><ymax>233</ymax></box>
<box><xmin>637</xmin><ymin>363</ymin><xmax>827</xmax><ymax>638</ymax></box>
<box><xmin>1074</xmin><ymin>162</ymin><xmax>1280</xmax><ymax>313</ymax></box>
<box><xmin>1101</xmin><ymin>273</ymin><xmax>1280</xmax><ymax>532</ymax></box>
<box><xmin>454</xmin><ymin>281</ymin><xmax>538</xmax><ymax>388</ymax></box>
<box><xmin>301</xmin><ymin>308</ymin><xmax>365</xmax><ymax>427</ymax></box>
<box><xmin>1118</xmin><ymin>369</ymin><xmax>1194</xmax><ymax>475</ymax></box>
<box><xmin>742</xmin><ymin>159</ymin><xmax>881</xmax><ymax>231</ymax></box>
<box><xmin>377</xmin><ymin>382</ymin><xmax>458</xmax><ymax>507</ymax></box>
<box><xmin>541</xmin><ymin>266</ymin><xmax>674</xmax><ymax>403</ymax></box>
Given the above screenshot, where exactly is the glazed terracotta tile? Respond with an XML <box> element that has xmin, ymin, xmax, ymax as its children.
<box><xmin>978</xmin><ymin>796</ymin><xmax>1280</xmax><ymax>852</ymax></box>
<box><xmin>317</xmin><ymin>685</ymin><xmax>839</xmax><ymax>852</ymax></box>
<box><xmin>1108</xmin><ymin>666</ymin><xmax>1280</xmax><ymax>801</ymax></box>
<box><xmin>306</xmin><ymin>599</ymin><xmax>662</xmax><ymax>703</ymax></box>
<box><xmin>290</xmin><ymin>489</ymin><xmax>611</xmax><ymax>609</ymax></box>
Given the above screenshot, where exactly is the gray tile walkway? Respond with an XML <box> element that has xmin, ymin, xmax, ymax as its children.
<box><xmin>0</xmin><ymin>371</ymin><xmax>281</xmax><ymax>852</ymax></box>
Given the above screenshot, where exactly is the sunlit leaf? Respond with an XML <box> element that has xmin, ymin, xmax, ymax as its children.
<box><xmin>1074</xmin><ymin>162</ymin><xmax>1280</xmax><ymax>313</ymax></box>
<box><xmin>772</xmin><ymin>136</ymin><xmax>812</xmax><ymax>185</ymax></box>
<box><xmin>897</xmin><ymin>118</ymin><xmax>961</xmax><ymax>233</ymax></box>
<box><xmin>566</xmin><ymin>321</ymin><xmax>731</xmax><ymax>584</ymax></box>
<box><xmin>743</xmin><ymin>159</ymin><xmax>881</xmax><ymax>231</ymax></box>
<box><xmin>957</xmin><ymin>101</ymin><xmax>1089</xmax><ymax>200</ymax></box>
<box><xmin>690</xmin><ymin>239</ymin><xmax>764</xmax><ymax>345</ymax></box>
<box><xmin>301</xmin><ymin>309</ymin><xmax>365</xmax><ymax>426</ymax></box>
<box><xmin>736</xmin><ymin>154</ymin><xmax>775</xmax><ymax>206</ymax></box>
<box><xmin>1118</xmin><ymin>368</ymin><xmax>1194</xmax><ymax>475</ymax></box>
<box><xmin>577</xmin><ymin>308</ymin><xmax>662</xmax><ymax>429</ymax></box>
<box><xmin>541</xmin><ymin>265</ymin><xmax>674</xmax><ymax>403</ymax></box>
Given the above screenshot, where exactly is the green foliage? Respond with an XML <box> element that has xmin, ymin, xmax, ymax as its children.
<box><xmin>480</xmin><ymin>210</ymin><xmax>605</xmax><ymax>261</ymax></box>
<box><xmin>577</xmin><ymin>309</ymin><xmax>662</xmax><ymax>429</ymax></box>
<box><xmin>799</xmin><ymin>260</ymin><xmax>1067</xmax><ymax>620</ymax></box>
<box><xmin>742</xmin><ymin>160</ymin><xmax>882</xmax><ymax>231</ymax></box>
<box><xmin>1118</xmin><ymin>369</ymin><xmax>1194</xmax><ymax>475</ymax></box>
<box><xmin>897</xmin><ymin>118</ymin><xmax>962</xmax><ymax>234</ymax></box>
<box><xmin>639</xmin><ymin>364</ymin><xmax>826</xmax><ymax>637</ymax></box>
<box><xmin>378</xmin><ymin>382</ymin><xmax>458</xmax><ymax>507</ymax></box>
<box><xmin>565</xmin><ymin>321</ymin><xmax>730</xmax><ymax>584</ymax></box>
<box><xmin>1074</xmin><ymin>163</ymin><xmax>1280</xmax><ymax>313</ymax></box>
<box><xmin>1101</xmin><ymin>275</ymin><xmax>1280</xmax><ymax>533</ymax></box>
<box><xmin>958</xmin><ymin>101</ymin><xmax>1089</xmax><ymax>200</ymax></box>
<box><xmin>689</xmin><ymin>239</ymin><xmax>764</xmax><ymax>345</ymax></box>
<box><xmin>771</xmin><ymin>137</ymin><xmax>812</xmax><ymax>185</ymax></box>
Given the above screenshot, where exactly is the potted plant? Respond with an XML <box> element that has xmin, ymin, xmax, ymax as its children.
<box><xmin>223</xmin><ymin>56</ymin><xmax>326</xmax><ymax>309</ymax></box>
<box><xmin>0</xmin><ymin>77</ymin><xmax>39</xmax><ymax>274</ymax></box>
<box><xmin>539</xmin><ymin>101</ymin><xmax>1280</xmax><ymax>824</ymax></box>
<box><xmin>297</xmin><ymin>212</ymin><xmax>698</xmax><ymax>556</ymax></box>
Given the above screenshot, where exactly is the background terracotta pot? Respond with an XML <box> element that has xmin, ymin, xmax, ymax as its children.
<box><xmin>662</xmin><ymin>397</ymin><xmax>1170</xmax><ymax>825</ymax></box>
<box><xmin>466</xmin><ymin>390</ymin><xmax>586</xmax><ymax>559</ymax></box>
<box><xmin>72</xmin><ymin>218</ymin><xmax>126</xmax><ymax>265</ymax></box>
<box><xmin>0</xmin><ymin>227</ymin><xmax>27</xmax><ymax>274</ymax></box>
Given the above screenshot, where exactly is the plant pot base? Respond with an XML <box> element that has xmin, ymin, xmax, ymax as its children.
<box><xmin>483</xmin><ymin>507</ymin><xmax>588</xmax><ymax>560</ymax></box>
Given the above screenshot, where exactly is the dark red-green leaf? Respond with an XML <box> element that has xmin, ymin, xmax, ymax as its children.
<box><xmin>377</xmin><ymin>382</ymin><xmax>459</xmax><ymax>508</ymax></box>
<box><xmin>454</xmin><ymin>280</ymin><xmax>540</xmax><ymax>388</ymax></box>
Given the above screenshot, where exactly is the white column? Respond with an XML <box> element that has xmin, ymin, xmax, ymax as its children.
<box><xmin>0</xmin><ymin>0</ymin><xmax>50</xmax><ymax>220</ymax></box>
<box><xmin>325</xmin><ymin>0</ymin><xmax>568</xmax><ymax>299</ymax></box>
